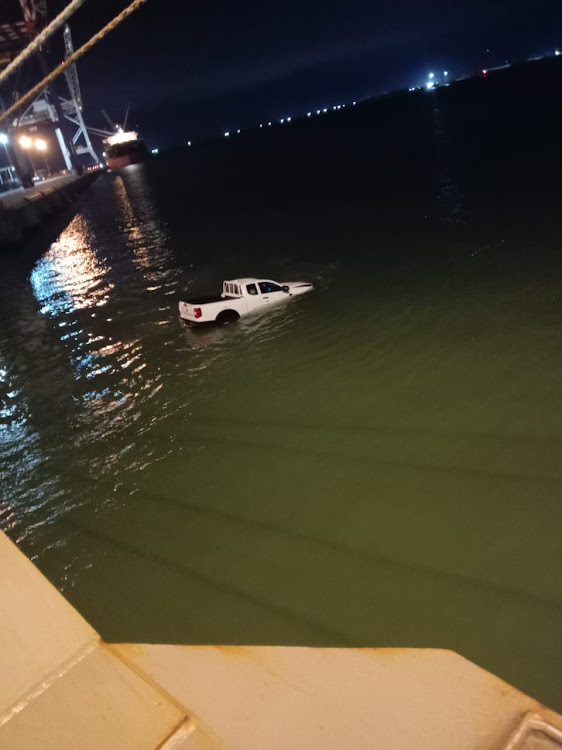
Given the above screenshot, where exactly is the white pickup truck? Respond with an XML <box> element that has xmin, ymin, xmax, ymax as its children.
<box><xmin>178</xmin><ymin>277</ymin><xmax>314</xmax><ymax>324</ymax></box>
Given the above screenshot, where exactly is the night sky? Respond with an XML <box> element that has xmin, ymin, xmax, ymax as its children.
<box><xmin>6</xmin><ymin>0</ymin><xmax>562</xmax><ymax>146</ymax></box>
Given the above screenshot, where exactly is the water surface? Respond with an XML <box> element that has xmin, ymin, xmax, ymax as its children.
<box><xmin>1</xmin><ymin>64</ymin><xmax>561</xmax><ymax>707</ymax></box>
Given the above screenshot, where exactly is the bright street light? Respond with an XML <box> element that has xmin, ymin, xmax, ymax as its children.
<box><xmin>429</xmin><ymin>72</ymin><xmax>435</xmax><ymax>79</ymax></box>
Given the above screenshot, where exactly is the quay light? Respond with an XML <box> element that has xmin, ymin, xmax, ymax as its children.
<box><xmin>187</xmin><ymin>140</ymin><xmax>192</xmax><ymax>146</ymax></box>
<box><xmin>316</xmin><ymin>109</ymin><xmax>321</xmax><ymax>114</ymax></box>
<box><xmin>307</xmin><ymin>112</ymin><xmax>311</xmax><ymax>116</ymax></box>
<box><xmin>268</xmin><ymin>122</ymin><xmax>272</xmax><ymax>126</ymax></box>
<box><xmin>556</xmin><ymin>50</ymin><xmax>561</xmax><ymax>56</ymax></box>
<box><xmin>287</xmin><ymin>116</ymin><xmax>291</xmax><ymax>122</ymax></box>
<box><xmin>426</xmin><ymin>81</ymin><xmax>435</xmax><ymax>89</ymax></box>
<box><xmin>237</xmin><ymin>129</ymin><xmax>241</xmax><ymax>133</ymax></box>
<box><xmin>353</xmin><ymin>101</ymin><xmax>356</xmax><ymax>105</ymax></box>
<box><xmin>224</xmin><ymin>131</ymin><xmax>230</xmax><ymax>137</ymax></box>
<box><xmin>280</xmin><ymin>118</ymin><xmax>284</xmax><ymax>123</ymax></box>
<box><xmin>323</xmin><ymin>108</ymin><xmax>327</xmax><ymax>112</ymax></box>
<box><xmin>151</xmin><ymin>147</ymin><xmax>159</xmax><ymax>154</ymax></box>
<box><xmin>19</xmin><ymin>135</ymin><xmax>33</xmax><ymax>149</ymax></box>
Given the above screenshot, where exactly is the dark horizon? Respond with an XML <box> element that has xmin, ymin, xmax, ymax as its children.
<box><xmin>1</xmin><ymin>0</ymin><xmax>562</xmax><ymax>147</ymax></box>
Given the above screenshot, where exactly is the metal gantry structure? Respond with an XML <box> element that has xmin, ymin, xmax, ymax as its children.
<box><xmin>10</xmin><ymin>23</ymin><xmax>105</xmax><ymax>171</ymax></box>
<box><xmin>59</xmin><ymin>24</ymin><xmax>106</xmax><ymax>165</ymax></box>
<box><xmin>0</xmin><ymin>0</ymin><xmax>150</xmax><ymax>186</ymax></box>
<box><xmin>0</xmin><ymin>0</ymin><xmax>149</xmax><ymax>183</ymax></box>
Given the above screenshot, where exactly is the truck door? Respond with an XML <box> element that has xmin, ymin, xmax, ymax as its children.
<box><xmin>258</xmin><ymin>281</ymin><xmax>286</xmax><ymax>305</ymax></box>
<box><xmin>244</xmin><ymin>282</ymin><xmax>263</xmax><ymax>311</ymax></box>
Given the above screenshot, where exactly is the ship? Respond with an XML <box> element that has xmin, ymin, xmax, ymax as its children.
<box><xmin>103</xmin><ymin>127</ymin><xmax>149</xmax><ymax>169</ymax></box>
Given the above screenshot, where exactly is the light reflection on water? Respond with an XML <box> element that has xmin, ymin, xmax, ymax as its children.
<box><xmin>1</xmin><ymin>167</ymin><xmax>194</xmax><ymax>550</ymax></box>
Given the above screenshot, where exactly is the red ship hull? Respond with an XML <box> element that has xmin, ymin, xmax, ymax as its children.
<box><xmin>106</xmin><ymin>152</ymin><xmax>146</xmax><ymax>169</ymax></box>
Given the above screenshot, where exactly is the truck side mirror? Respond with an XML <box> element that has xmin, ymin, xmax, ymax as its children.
<box><xmin>282</xmin><ymin>285</ymin><xmax>290</xmax><ymax>293</ymax></box>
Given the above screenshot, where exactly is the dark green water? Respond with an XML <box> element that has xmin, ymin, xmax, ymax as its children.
<box><xmin>1</xmin><ymin>66</ymin><xmax>561</xmax><ymax>708</ymax></box>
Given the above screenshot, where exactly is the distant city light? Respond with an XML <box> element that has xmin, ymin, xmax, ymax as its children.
<box><xmin>307</xmin><ymin>112</ymin><xmax>311</xmax><ymax>117</ymax></box>
<box><xmin>353</xmin><ymin>101</ymin><xmax>356</xmax><ymax>105</ymax></box>
<box><xmin>224</xmin><ymin>131</ymin><xmax>230</xmax><ymax>137</ymax></box>
<box><xmin>482</xmin><ymin>69</ymin><xmax>487</xmax><ymax>76</ymax></box>
<box><xmin>151</xmin><ymin>147</ymin><xmax>159</xmax><ymax>154</ymax></box>
<box><xmin>426</xmin><ymin>81</ymin><xmax>435</xmax><ymax>89</ymax></box>
<box><xmin>237</xmin><ymin>129</ymin><xmax>241</xmax><ymax>133</ymax></box>
<box><xmin>0</xmin><ymin>133</ymin><xmax>8</xmax><ymax>145</ymax></box>
<box><xmin>280</xmin><ymin>118</ymin><xmax>284</xmax><ymax>123</ymax></box>
<box><xmin>429</xmin><ymin>72</ymin><xmax>435</xmax><ymax>79</ymax></box>
<box><xmin>556</xmin><ymin>50</ymin><xmax>561</xmax><ymax>56</ymax></box>
<box><xmin>187</xmin><ymin>140</ymin><xmax>192</xmax><ymax>146</ymax></box>
<box><xmin>268</xmin><ymin>122</ymin><xmax>272</xmax><ymax>126</ymax></box>
<box><xmin>323</xmin><ymin>108</ymin><xmax>327</xmax><ymax>113</ymax></box>
<box><xmin>287</xmin><ymin>117</ymin><xmax>291</xmax><ymax>122</ymax></box>
<box><xmin>316</xmin><ymin>110</ymin><xmax>321</xmax><ymax>114</ymax></box>
<box><xmin>444</xmin><ymin>71</ymin><xmax>448</xmax><ymax>76</ymax></box>
<box><xmin>260</xmin><ymin>123</ymin><xmax>263</xmax><ymax>127</ymax></box>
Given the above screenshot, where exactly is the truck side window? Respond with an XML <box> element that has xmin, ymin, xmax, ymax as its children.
<box><xmin>246</xmin><ymin>284</ymin><xmax>258</xmax><ymax>295</ymax></box>
<box><xmin>259</xmin><ymin>282</ymin><xmax>282</xmax><ymax>294</ymax></box>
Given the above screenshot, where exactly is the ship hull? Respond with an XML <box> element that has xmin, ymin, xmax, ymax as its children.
<box><xmin>106</xmin><ymin>152</ymin><xmax>147</xmax><ymax>169</ymax></box>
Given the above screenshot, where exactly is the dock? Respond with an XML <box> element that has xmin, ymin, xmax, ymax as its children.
<box><xmin>0</xmin><ymin>170</ymin><xmax>100</xmax><ymax>247</ymax></box>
